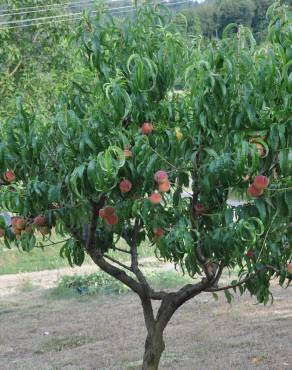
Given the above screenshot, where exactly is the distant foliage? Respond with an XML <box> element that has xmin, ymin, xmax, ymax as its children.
<box><xmin>0</xmin><ymin>0</ymin><xmax>78</xmax><ymax>120</ymax></box>
<box><xmin>179</xmin><ymin>0</ymin><xmax>292</xmax><ymax>40</ymax></box>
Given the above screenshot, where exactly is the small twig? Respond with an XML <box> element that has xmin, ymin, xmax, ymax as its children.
<box><xmin>149</xmin><ymin>146</ymin><xmax>177</xmax><ymax>169</ymax></box>
<box><xmin>45</xmin><ymin>146</ymin><xmax>60</xmax><ymax>171</ymax></box>
<box><xmin>8</xmin><ymin>60</ymin><xmax>22</xmax><ymax>77</ymax></box>
<box><xmin>35</xmin><ymin>238</ymin><xmax>71</xmax><ymax>248</ymax></box>
<box><xmin>103</xmin><ymin>254</ymin><xmax>133</xmax><ymax>272</ymax></box>
<box><xmin>206</xmin><ymin>265</ymin><xmax>280</xmax><ymax>292</ymax></box>
<box><xmin>256</xmin><ymin>212</ymin><xmax>278</xmax><ymax>263</ymax></box>
<box><xmin>266</xmin><ymin>187</ymin><xmax>292</xmax><ymax>192</ymax></box>
<box><xmin>113</xmin><ymin>246</ymin><xmax>131</xmax><ymax>254</ymax></box>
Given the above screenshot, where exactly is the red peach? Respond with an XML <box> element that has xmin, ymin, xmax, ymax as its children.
<box><xmin>149</xmin><ymin>193</ymin><xmax>162</xmax><ymax>205</ymax></box>
<box><xmin>4</xmin><ymin>170</ymin><xmax>15</xmax><ymax>182</ymax></box>
<box><xmin>253</xmin><ymin>175</ymin><xmax>269</xmax><ymax>190</ymax></box>
<box><xmin>247</xmin><ymin>184</ymin><xmax>264</xmax><ymax>197</ymax></box>
<box><xmin>103</xmin><ymin>206</ymin><xmax>115</xmax><ymax>217</ymax></box>
<box><xmin>106</xmin><ymin>214</ymin><xmax>118</xmax><ymax>225</ymax></box>
<box><xmin>11</xmin><ymin>217</ymin><xmax>20</xmax><ymax>226</ymax></box>
<box><xmin>124</xmin><ymin>147</ymin><xmax>133</xmax><ymax>159</ymax></box>
<box><xmin>159</xmin><ymin>180</ymin><xmax>170</xmax><ymax>193</ymax></box>
<box><xmin>287</xmin><ymin>263</ymin><xmax>292</xmax><ymax>275</ymax></box>
<box><xmin>34</xmin><ymin>215</ymin><xmax>46</xmax><ymax>226</ymax></box>
<box><xmin>155</xmin><ymin>228</ymin><xmax>165</xmax><ymax>237</ymax></box>
<box><xmin>15</xmin><ymin>218</ymin><xmax>26</xmax><ymax>230</ymax></box>
<box><xmin>141</xmin><ymin>122</ymin><xmax>153</xmax><ymax>135</ymax></box>
<box><xmin>119</xmin><ymin>180</ymin><xmax>132</xmax><ymax>193</ymax></box>
<box><xmin>246</xmin><ymin>249</ymin><xmax>254</xmax><ymax>259</ymax></box>
<box><xmin>23</xmin><ymin>225</ymin><xmax>34</xmax><ymax>235</ymax></box>
<box><xmin>11</xmin><ymin>226</ymin><xmax>21</xmax><ymax>235</ymax></box>
<box><xmin>154</xmin><ymin>170</ymin><xmax>168</xmax><ymax>184</ymax></box>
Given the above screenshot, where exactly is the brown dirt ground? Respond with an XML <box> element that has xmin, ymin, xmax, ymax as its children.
<box><xmin>0</xmin><ymin>275</ymin><xmax>291</xmax><ymax>370</ymax></box>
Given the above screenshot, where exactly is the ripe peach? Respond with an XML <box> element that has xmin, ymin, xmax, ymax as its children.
<box><xmin>34</xmin><ymin>215</ymin><xmax>46</xmax><ymax>226</ymax></box>
<box><xmin>15</xmin><ymin>218</ymin><xmax>26</xmax><ymax>230</ymax></box>
<box><xmin>154</xmin><ymin>170</ymin><xmax>168</xmax><ymax>184</ymax></box>
<box><xmin>287</xmin><ymin>263</ymin><xmax>292</xmax><ymax>275</ymax></box>
<box><xmin>155</xmin><ymin>228</ymin><xmax>165</xmax><ymax>237</ymax></box>
<box><xmin>124</xmin><ymin>146</ymin><xmax>133</xmax><ymax>159</ymax></box>
<box><xmin>159</xmin><ymin>180</ymin><xmax>170</xmax><ymax>192</ymax></box>
<box><xmin>11</xmin><ymin>217</ymin><xmax>20</xmax><ymax>226</ymax></box>
<box><xmin>247</xmin><ymin>184</ymin><xmax>264</xmax><ymax>197</ymax></box>
<box><xmin>103</xmin><ymin>206</ymin><xmax>116</xmax><ymax>217</ymax></box>
<box><xmin>119</xmin><ymin>180</ymin><xmax>132</xmax><ymax>193</ymax></box>
<box><xmin>23</xmin><ymin>225</ymin><xmax>34</xmax><ymax>235</ymax></box>
<box><xmin>141</xmin><ymin>122</ymin><xmax>153</xmax><ymax>135</ymax></box>
<box><xmin>253</xmin><ymin>175</ymin><xmax>269</xmax><ymax>190</ymax></box>
<box><xmin>106</xmin><ymin>214</ymin><xmax>118</xmax><ymax>225</ymax></box>
<box><xmin>39</xmin><ymin>226</ymin><xmax>51</xmax><ymax>235</ymax></box>
<box><xmin>246</xmin><ymin>249</ymin><xmax>254</xmax><ymax>259</ymax></box>
<box><xmin>12</xmin><ymin>226</ymin><xmax>21</xmax><ymax>235</ymax></box>
<box><xmin>149</xmin><ymin>193</ymin><xmax>162</xmax><ymax>205</ymax></box>
<box><xmin>4</xmin><ymin>170</ymin><xmax>15</xmax><ymax>182</ymax></box>
<box><xmin>0</xmin><ymin>228</ymin><xmax>5</xmax><ymax>237</ymax></box>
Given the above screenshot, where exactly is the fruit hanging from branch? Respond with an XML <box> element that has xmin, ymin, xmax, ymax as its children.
<box><xmin>124</xmin><ymin>146</ymin><xmax>133</xmax><ymax>159</ymax></box>
<box><xmin>141</xmin><ymin>122</ymin><xmax>153</xmax><ymax>135</ymax></box>
<box><xmin>253</xmin><ymin>175</ymin><xmax>269</xmax><ymax>190</ymax></box>
<box><xmin>4</xmin><ymin>170</ymin><xmax>15</xmax><ymax>183</ymax></box>
<box><xmin>34</xmin><ymin>215</ymin><xmax>46</xmax><ymax>226</ymax></box>
<box><xmin>149</xmin><ymin>192</ymin><xmax>162</xmax><ymax>204</ymax></box>
<box><xmin>119</xmin><ymin>180</ymin><xmax>132</xmax><ymax>193</ymax></box>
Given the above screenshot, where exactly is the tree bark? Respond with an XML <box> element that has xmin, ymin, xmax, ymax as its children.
<box><xmin>142</xmin><ymin>329</ymin><xmax>165</xmax><ymax>370</ymax></box>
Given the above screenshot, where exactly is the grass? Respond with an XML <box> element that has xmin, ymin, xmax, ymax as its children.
<box><xmin>36</xmin><ymin>335</ymin><xmax>93</xmax><ymax>353</ymax></box>
<box><xmin>19</xmin><ymin>279</ymin><xmax>40</xmax><ymax>292</ymax></box>
<box><xmin>47</xmin><ymin>267</ymin><xmax>192</xmax><ymax>300</ymax></box>
<box><xmin>0</xmin><ymin>238</ymin><xmax>153</xmax><ymax>275</ymax></box>
<box><xmin>148</xmin><ymin>269</ymin><xmax>192</xmax><ymax>290</ymax></box>
<box><xmin>0</xmin><ymin>244</ymin><xmax>71</xmax><ymax>275</ymax></box>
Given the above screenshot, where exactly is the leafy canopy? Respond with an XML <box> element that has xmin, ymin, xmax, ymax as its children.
<box><xmin>0</xmin><ymin>2</ymin><xmax>291</xmax><ymax>305</ymax></box>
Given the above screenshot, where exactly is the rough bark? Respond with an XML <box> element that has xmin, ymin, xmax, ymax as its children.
<box><xmin>142</xmin><ymin>329</ymin><xmax>165</xmax><ymax>370</ymax></box>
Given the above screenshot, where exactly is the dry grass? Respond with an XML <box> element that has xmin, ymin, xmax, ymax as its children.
<box><xmin>0</xmin><ymin>280</ymin><xmax>291</xmax><ymax>370</ymax></box>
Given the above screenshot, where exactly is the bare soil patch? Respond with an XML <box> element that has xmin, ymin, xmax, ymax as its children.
<box><xmin>0</xmin><ymin>277</ymin><xmax>291</xmax><ymax>370</ymax></box>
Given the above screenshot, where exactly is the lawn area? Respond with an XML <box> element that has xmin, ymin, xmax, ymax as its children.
<box><xmin>1</xmin><ymin>279</ymin><xmax>291</xmax><ymax>370</ymax></box>
<box><xmin>0</xmin><ymin>244</ymin><xmax>71</xmax><ymax>275</ymax></box>
<box><xmin>0</xmin><ymin>239</ymin><xmax>154</xmax><ymax>275</ymax></box>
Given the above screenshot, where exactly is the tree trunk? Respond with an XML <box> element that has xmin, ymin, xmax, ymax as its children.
<box><xmin>142</xmin><ymin>330</ymin><xmax>165</xmax><ymax>370</ymax></box>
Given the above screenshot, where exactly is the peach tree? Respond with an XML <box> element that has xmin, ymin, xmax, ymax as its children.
<box><xmin>0</xmin><ymin>3</ymin><xmax>291</xmax><ymax>369</ymax></box>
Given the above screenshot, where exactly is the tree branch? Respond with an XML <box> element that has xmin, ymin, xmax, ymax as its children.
<box><xmin>86</xmin><ymin>198</ymin><xmax>105</xmax><ymax>250</ymax></box>
<box><xmin>113</xmin><ymin>246</ymin><xmax>131</xmax><ymax>254</ymax></box>
<box><xmin>82</xmin><ymin>200</ymin><xmax>143</xmax><ymax>297</ymax></box>
<box><xmin>205</xmin><ymin>265</ymin><xmax>281</xmax><ymax>293</ymax></box>
<box><xmin>130</xmin><ymin>218</ymin><xmax>153</xmax><ymax>296</ymax></box>
<box><xmin>155</xmin><ymin>278</ymin><xmax>209</xmax><ymax>331</ymax></box>
<box><xmin>103</xmin><ymin>254</ymin><xmax>132</xmax><ymax>272</ymax></box>
<box><xmin>35</xmin><ymin>238</ymin><xmax>71</xmax><ymax>248</ymax></box>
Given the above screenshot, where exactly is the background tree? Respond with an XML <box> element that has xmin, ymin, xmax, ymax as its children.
<box><xmin>181</xmin><ymin>0</ymin><xmax>292</xmax><ymax>40</ymax></box>
<box><xmin>217</xmin><ymin>0</ymin><xmax>256</xmax><ymax>36</ymax></box>
<box><xmin>0</xmin><ymin>0</ymin><xmax>79</xmax><ymax>120</ymax></box>
<box><xmin>0</xmin><ymin>2</ymin><xmax>291</xmax><ymax>370</ymax></box>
